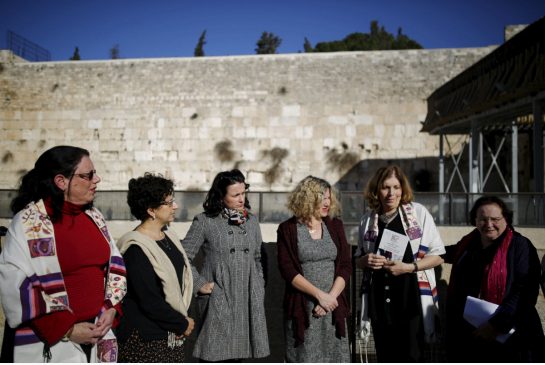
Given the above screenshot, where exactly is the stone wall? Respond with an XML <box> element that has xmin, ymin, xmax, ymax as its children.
<box><xmin>0</xmin><ymin>47</ymin><xmax>494</xmax><ymax>191</ymax></box>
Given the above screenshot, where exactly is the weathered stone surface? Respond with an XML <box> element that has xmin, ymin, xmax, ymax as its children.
<box><xmin>0</xmin><ymin>48</ymin><xmax>495</xmax><ymax>190</ymax></box>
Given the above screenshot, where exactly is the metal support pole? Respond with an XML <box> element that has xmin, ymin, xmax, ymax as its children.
<box><xmin>533</xmin><ymin>101</ymin><xmax>544</xmax><ymax>192</ymax></box>
<box><xmin>469</xmin><ymin>123</ymin><xmax>480</xmax><ymax>194</ymax></box>
<box><xmin>512</xmin><ymin>121</ymin><xmax>519</xmax><ymax>224</ymax></box>
<box><xmin>439</xmin><ymin>134</ymin><xmax>445</xmax><ymax>224</ymax></box>
<box><xmin>479</xmin><ymin>132</ymin><xmax>483</xmax><ymax>192</ymax></box>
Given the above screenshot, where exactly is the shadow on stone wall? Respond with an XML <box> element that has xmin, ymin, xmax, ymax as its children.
<box><xmin>333</xmin><ymin>157</ymin><xmax>441</xmax><ymax>192</ymax></box>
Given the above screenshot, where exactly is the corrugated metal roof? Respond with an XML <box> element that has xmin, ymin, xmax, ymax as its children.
<box><xmin>422</xmin><ymin>16</ymin><xmax>545</xmax><ymax>135</ymax></box>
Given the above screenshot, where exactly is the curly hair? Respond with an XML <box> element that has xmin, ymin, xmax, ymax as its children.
<box><xmin>127</xmin><ymin>173</ymin><xmax>174</xmax><ymax>221</ymax></box>
<box><xmin>287</xmin><ymin>176</ymin><xmax>340</xmax><ymax>222</ymax></box>
<box><xmin>203</xmin><ymin>169</ymin><xmax>251</xmax><ymax>217</ymax></box>
<box><xmin>469</xmin><ymin>195</ymin><xmax>513</xmax><ymax>226</ymax></box>
<box><xmin>11</xmin><ymin>145</ymin><xmax>90</xmax><ymax>222</ymax></box>
<box><xmin>364</xmin><ymin>165</ymin><xmax>414</xmax><ymax>212</ymax></box>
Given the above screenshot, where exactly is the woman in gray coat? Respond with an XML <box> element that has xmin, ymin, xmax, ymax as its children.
<box><xmin>182</xmin><ymin>169</ymin><xmax>270</xmax><ymax>361</ymax></box>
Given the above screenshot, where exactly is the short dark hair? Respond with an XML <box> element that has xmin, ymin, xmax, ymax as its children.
<box><xmin>11</xmin><ymin>145</ymin><xmax>90</xmax><ymax>222</ymax></box>
<box><xmin>203</xmin><ymin>169</ymin><xmax>250</xmax><ymax>217</ymax></box>
<box><xmin>469</xmin><ymin>196</ymin><xmax>513</xmax><ymax>226</ymax></box>
<box><xmin>127</xmin><ymin>173</ymin><xmax>174</xmax><ymax>221</ymax></box>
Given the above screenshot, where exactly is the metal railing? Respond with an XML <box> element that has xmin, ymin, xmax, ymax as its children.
<box><xmin>1</xmin><ymin>190</ymin><xmax>544</xmax><ymax>227</ymax></box>
<box><xmin>6</xmin><ymin>30</ymin><xmax>51</xmax><ymax>62</ymax></box>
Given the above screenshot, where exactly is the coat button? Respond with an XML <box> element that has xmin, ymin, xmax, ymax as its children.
<box><xmin>228</xmin><ymin>231</ymin><xmax>233</xmax><ymax>235</ymax></box>
<box><xmin>230</xmin><ymin>248</ymin><xmax>235</xmax><ymax>254</ymax></box>
<box><xmin>244</xmin><ymin>248</ymin><xmax>249</xmax><ymax>253</ymax></box>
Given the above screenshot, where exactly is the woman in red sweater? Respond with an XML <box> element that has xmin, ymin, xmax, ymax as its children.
<box><xmin>0</xmin><ymin>145</ymin><xmax>127</xmax><ymax>362</ymax></box>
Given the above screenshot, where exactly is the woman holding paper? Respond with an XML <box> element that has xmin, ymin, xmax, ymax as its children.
<box><xmin>277</xmin><ymin>176</ymin><xmax>351</xmax><ymax>362</ymax></box>
<box><xmin>355</xmin><ymin>165</ymin><xmax>445</xmax><ymax>362</ymax></box>
<box><xmin>444</xmin><ymin>196</ymin><xmax>545</xmax><ymax>362</ymax></box>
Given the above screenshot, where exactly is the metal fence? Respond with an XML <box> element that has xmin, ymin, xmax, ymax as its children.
<box><xmin>6</xmin><ymin>30</ymin><xmax>51</xmax><ymax>62</ymax></box>
<box><xmin>1</xmin><ymin>190</ymin><xmax>544</xmax><ymax>227</ymax></box>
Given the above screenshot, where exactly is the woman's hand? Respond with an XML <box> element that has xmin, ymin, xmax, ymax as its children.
<box><xmin>358</xmin><ymin>253</ymin><xmax>387</xmax><ymax>270</ymax></box>
<box><xmin>183</xmin><ymin>317</ymin><xmax>195</xmax><ymax>337</ymax></box>
<box><xmin>473</xmin><ymin>321</ymin><xmax>499</xmax><ymax>342</ymax></box>
<box><xmin>198</xmin><ymin>282</ymin><xmax>215</xmax><ymax>294</ymax></box>
<box><xmin>312</xmin><ymin>304</ymin><xmax>327</xmax><ymax>318</ymax></box>
<box><xmin>383</xmin><ymin>261</ymin><xmax>413</xmax><ymax>276</ymax></box>
<box><xmin>95</xmin><ymin>308</ymin><xmax>117</xmax><ymax>337</ymax></box>
<box><xmin>69</xmin><ymin>322</ymin><xmax>102</xmax><ymax>345</ymax></box>
<box><xmin>316</xmin><ymin>291</ymin><xmax>338</xmax><ymax>312</ymax></box>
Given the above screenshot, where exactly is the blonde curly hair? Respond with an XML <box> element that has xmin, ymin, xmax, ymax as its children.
<box><xmin>287</xmin><ymin>176</ymin><xmax>340</xmax><ymax>223</ymax></box>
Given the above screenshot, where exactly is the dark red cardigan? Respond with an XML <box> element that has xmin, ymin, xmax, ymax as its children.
<box><xmin>276</xmin><ymin>215</ymin><xmax>352</xmax><ymax>347</ymax></box>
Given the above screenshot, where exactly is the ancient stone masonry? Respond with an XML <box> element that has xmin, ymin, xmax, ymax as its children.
<box><xmin>0</xmin><ymin>47</ymin><xmax>494</xmax><ymax>191</ymax></box>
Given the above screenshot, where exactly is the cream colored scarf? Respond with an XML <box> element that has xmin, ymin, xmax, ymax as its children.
<box><xmin>117</xmin><ymin>229</ymin><xmax>193</xmax><ymax>316</ymax></box>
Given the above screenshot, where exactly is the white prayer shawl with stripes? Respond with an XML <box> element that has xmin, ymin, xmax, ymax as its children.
<box><xmin>0</xmin><ymin>200</ymin><xmax>127</xmax><ymax>362</ymax></box>
<box><xmin>356</xmin><ymin>202</ymin><xmax>445</xmax><ymax>343</ymax></box>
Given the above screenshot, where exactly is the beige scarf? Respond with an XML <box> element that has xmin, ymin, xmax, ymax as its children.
<box><xmin>117</xmin><ymin>229</ymin><xmax>193</xmax><ymax>317</ymax></box>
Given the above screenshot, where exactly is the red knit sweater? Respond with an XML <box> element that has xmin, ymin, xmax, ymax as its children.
<box><xmin>30</xmin><ymin>200</ymin><xmax>111</xmax><ymax>346</ymax></box>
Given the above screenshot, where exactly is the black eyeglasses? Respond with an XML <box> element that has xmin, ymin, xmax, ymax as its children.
<box><xmin>72</xmin><ymin>169</ymin><xmax>97</xmax><ymax>181</ymax></box>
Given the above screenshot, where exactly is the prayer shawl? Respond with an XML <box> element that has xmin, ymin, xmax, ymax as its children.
<box><xmin>356</xmin><ymin>202</ymin><xmax>445</xmax><ymax>343</ymax></box>
<box><xmin>116</xmin><ymin>229</ymin><xmax>193</xmax><ymax>348</ymax></box>
<box><xmin>0</xmin><ymin>199</ymin><xmax>127</xmax><ymax>363</ymax></box>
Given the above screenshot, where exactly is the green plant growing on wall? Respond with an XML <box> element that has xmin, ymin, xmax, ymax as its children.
<box><xmin>262</xmin><ymin>147</ymin><xmax>289</xmax><ymax>185</ymax></box>
<box><xmin>2</xmin><ymin>151</ymin><xmax>13</xmax><ymax>163</ymax></box>
<box><xmin>214</xmin><ymin>140</ymin><xmax>235</xmax><ymax>162</ymax></box>
<box><xmin>3</xmin><ymin>88</ymin><xmax>17</xmax><ymax>105</ymax></box>
<box><xmin>325</xmin><ymin>142</ymin><xmax>359</xmax><ymax>174</ymax></box>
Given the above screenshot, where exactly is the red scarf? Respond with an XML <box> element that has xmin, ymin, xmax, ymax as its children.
<box><xmin>481</xmin><ymin>227</ymin><xmax>513</xmax><ymax>304</ymax></box>
<box><xmin>451</xmin><ymin>227</ymin><xmax>513</xmax><ymax>305</ymax></box>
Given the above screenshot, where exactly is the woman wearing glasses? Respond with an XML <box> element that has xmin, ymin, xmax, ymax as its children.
<box><xmin>444</xmin><ymin>196</ymin><xmax>545</xmax><ymax>362</ymax></box>
<box><xmin>116</xmin><ymin>173</ymin><xmax>194</xmax><ymax>362</ymax></box>
<box><xmin>0</xmin><ymin>145</ymin><xmax>127</xmax><ymax>362</ymax></box>
<box><xmin>182</xmin><ymin>169</ymin><xmax>269</xmax><ymax>362</ymax></box>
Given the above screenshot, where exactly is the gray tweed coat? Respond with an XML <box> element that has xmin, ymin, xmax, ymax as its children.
<box><xmin>182</xmin><ymin>212</ymin><xmax>270</xmax><ymax>361</ymax></box>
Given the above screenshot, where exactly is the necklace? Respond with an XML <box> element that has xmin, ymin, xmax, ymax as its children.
<box><xmin>379</xmin><ymin>210</ymin><xmax>398</xmax><ymax>224</ymax></box>
<box><xmin>157</xmin><ymin>236</ymin><xmax>172</xmax><ymax>251</ymax></box>
<box><xmin>307</xmin><ymin>221</ymin><xmax>322</xmax><ymax>234</ymax></box>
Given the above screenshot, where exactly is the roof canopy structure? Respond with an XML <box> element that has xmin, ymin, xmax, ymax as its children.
<box><xmin>422</xmin><ymin>16</ymin><xmax>545</xmax><ymax>197</ymax></box>
<box><xmin>422</xmin><ymin>16</ymin><xmax>545</xmax><ymax>136</ymax></box>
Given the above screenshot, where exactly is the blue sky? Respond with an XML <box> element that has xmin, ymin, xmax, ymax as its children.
<box><xmin>1</xmin><ymin>0</ymin><xmax>544</xmax><ymax>61</ymax></box>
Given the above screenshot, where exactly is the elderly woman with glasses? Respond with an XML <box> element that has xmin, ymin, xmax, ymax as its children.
<box><xmin>444</xmin><ymin>195</ymin><xmax>545</xmax><ymax>362</ymax></box>
<box><xmin>116</xmin><ymin>173</ymin><xmax>194</xmax><ymax>363</ymax></box>
<box><xmin>0</xmin><ymin>145</ymin><xmax>126</xmax><ymax>362</ymax></box>
<box><xmin>182</xmin><ymin>169</ymin><xmax>269</xmax><ymax>362</ymax></box>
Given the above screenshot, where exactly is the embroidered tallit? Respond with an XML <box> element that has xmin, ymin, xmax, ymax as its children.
<box><xmin>356</xmin><ymin>202</ymin><xmax>445</xmax><ymax>343</ymax></box>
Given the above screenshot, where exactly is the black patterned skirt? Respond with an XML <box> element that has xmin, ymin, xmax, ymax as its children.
<box><xmin>118</xmin><ymin>330</ymin><xmax>185</xmax><ymax>363</ymax></box>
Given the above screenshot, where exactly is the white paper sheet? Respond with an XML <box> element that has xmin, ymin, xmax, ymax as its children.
<box><xmin>377</xmin><ymin>228</ymin><xmax>407</xmax><ymax>261</ymax></box>
<box><xmin>463</xmin><ymin>296</ymin><xmax>515</xmax><ymax>343</ymax></box>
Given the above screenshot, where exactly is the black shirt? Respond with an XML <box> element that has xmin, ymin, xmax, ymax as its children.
<box><xmin>116</xmin><ymin>235</ymin><xmax>189</xmax><ymax>341</ymax></box>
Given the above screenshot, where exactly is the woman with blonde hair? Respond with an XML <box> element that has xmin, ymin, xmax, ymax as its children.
<box><xmin>355</xmin><ymin>165</ymin><xmax>445</xmax><ymax>362</ymax></box>
<box><xmin>277</xmin><ymin>176</ymin><xmax>351</xmax><ymax>362</ymax></box>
